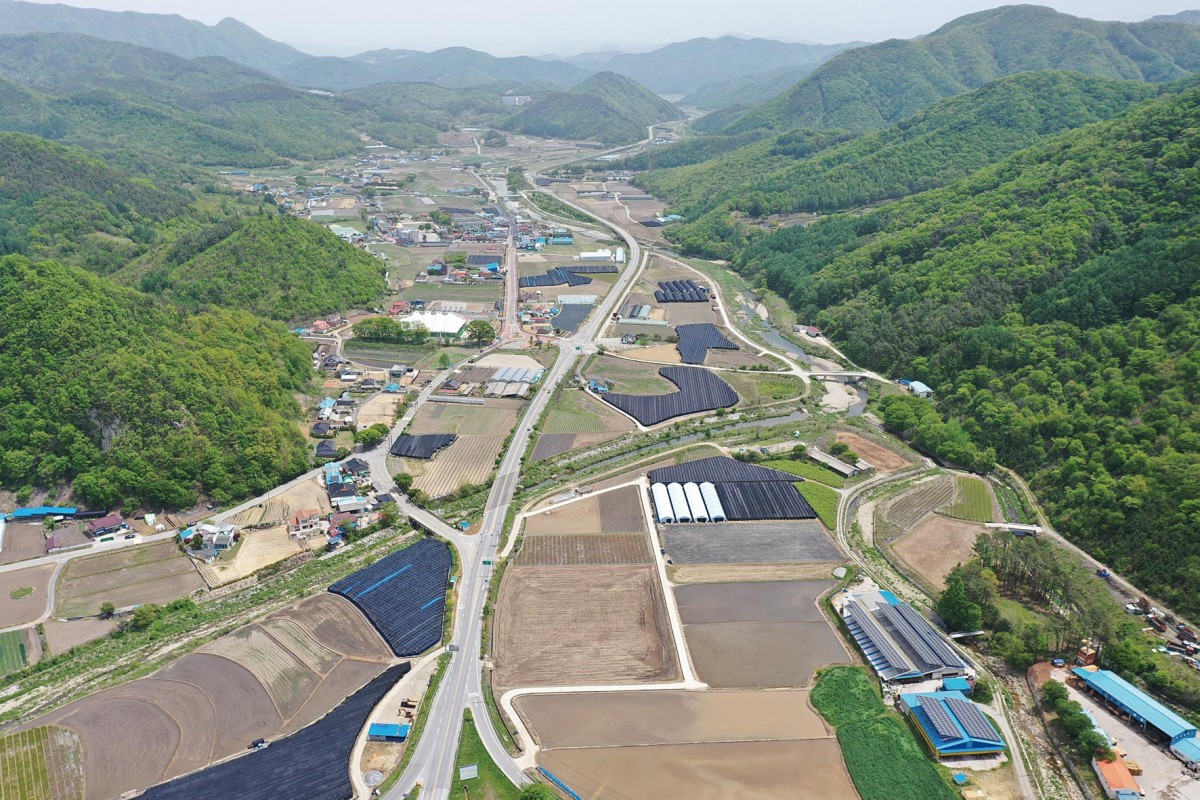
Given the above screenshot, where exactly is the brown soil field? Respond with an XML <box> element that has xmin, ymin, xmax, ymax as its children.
<box><xmin>523</xmin><ymin>494</ymin><xmax>603</xmax><ymax>534</ymax></box>
<box><xmin>273</xmin><ymin>477</ymin><xmax>334</xmax><ymax>518</ymax></box>
<box><xmin>42</xmin><ymin>618</ymin><xmax>118</xmax><ymax>655</ymax></box>
<box><xmin>492</xmin><ymin>565</ymin><xmax>678</xmax><ymax>689</ymax></box>
<box><xmin>516</xmin><ymin>534</ymin><xmax>650</xmax><ymax>566</ymax></box>
<box><xmin>404</xmin><ymin>399</ymin><xmax>522</xmax><ymax>497</ymax></box>
<box><xmin>664</xmin><ymin>302</ymin><xmax>720</xmax><ymax>326</ymax></box>
<box><xmin>357</xmin><ymin>393</ymin><xmax>404</xmax><ymax>427</ymax></box>
<box><xmin>836</xmin><ymin>431</ymin><xmax>911</xmax><ymax>472</ymax></box>
<box><xmin>623</xmin><ymin>344</ymin><xmax>681</xmax><ymax>364</ymax></box>
<box><xmin>412</xmin><ymin>434</ymin><xmax>506</xmax><ymax>498</ymax></box>
<box><xmin>675</xmin><ymin>581</ymin><xmax>849</xmax><ymax>688</ymax></box>
<box><xmin>55</xmin><ymin>541</ymin><xmax>204</xmax><ymax>617</ymax></box>
<box><xmin>668</xmin><ymin>563</ymin><xmax>840</xmax><ymax>584</ymax></box>
<box><xmin>25</xmin><ymin>592</ymin><xmax>391</xmax><ymax>800</ymax></box>
<box><xmin>518</xmin><ymin>690</ymin><xmax>828</xmax><ymax>748</ymax></box>
<box><xmin>523</xmin><ymin>486</ymin><xmax>646</xmax><ymax>536</ymax></box>
<box><xmin>0</xmin><ymin>564</ymin><xmax>53</xmax><ymax>627</ymax></box>
<box><xmin>892</xmin><ymin>514</ymin><xmax>988</xmax><ymax>590</ymax></box>
<box><xmin>0</xmin><ymin>522</ymin><xmax>49</xmax><ymax>565</ymax></box>
<box><xmin>540</xmin><ymin>739</ymin><xmax>856</xmax><ymax>800</ymax></box>
<box><xmin>704</xmin><ymin>348</ymin><xmax>775</xmax><ymax>369</ymax></box>
<box><xmin>675</xmin><ymin>581</ymin><xmax>832</xmax><ymax>624</ymax></box>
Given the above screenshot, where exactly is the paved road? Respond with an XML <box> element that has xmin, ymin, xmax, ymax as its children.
<box><xmin>384</xmin><ymin>172</ymin><xmax>645</xmax><ymax>800</ymax></box>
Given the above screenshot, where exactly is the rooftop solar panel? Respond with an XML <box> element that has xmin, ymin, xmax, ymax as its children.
<box><xmin>878</xmin><ymin>603</ymin><xmax>942</xmax><ymax>668</ymax></box>
<box><xmin>946</xmin><ymin>697</ymin><xmax>1001</xmax><ymax>742</ymax></box>
<box><xmin>919</xmin><ymin>696</ymin><xmax>964</xmax><ymax>741</ymax></box>
<box><xmin>847</xmin><ymin>598</ymin><xmax>913</xmax><ymax>674</ymax></box>
<box><xmin>892</xmin><ymin>602</ymin><xmax>967</xmax><ymax>667</ymax></box>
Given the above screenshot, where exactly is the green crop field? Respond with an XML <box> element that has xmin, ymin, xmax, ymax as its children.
<box><xmin>0</xmin><ymin>630</ymin><xmax>28</xmax><ymax>676</ymax></box>
<box><xmin>0</xmin><ymin>726</ymin><xmax>84</xmax><ymax>800</ymax></box>
<box><xmin>795</xmin><ymin>481</ymin><xmax>839</xmax><ymax>530</ymax></box>
<box><xmin>812</xmin><ymin>667</ymin><xmax>957</xmax><ymax>800</ymax></box>
<box><xmin>543</xmin><ymin>409</ymin><xmax>606</xmax><ymax>434</ymax></box>
<box><xmin>448</xmin><ymin>710</ymin><xmax>520</xmax><ymax>800</ymax></box>
<box><xmin>940</xmin><ymin>476</ymin><xmax>995</xmax><ymax>523</ymax></box>
<box><xmin>762</xmin><ymin>459</ymin><xmax>846</xmax><ymax>487</ymax></box>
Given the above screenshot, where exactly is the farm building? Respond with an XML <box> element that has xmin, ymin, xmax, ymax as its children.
<box><xmin>85</xmin><ymin>514</ymin><xmax>127</xmax><ymax>537</ymax></box>
<box><xmin>367</xmin><ymin>723</ymin><xmax>410</xmax><ymax>742</ymax></box>
<box><xmin>899</xmin><ymin>691</ymin><xmax>1005</xmax><ymax>759</ymax></box>
<box><xmin>1071</xmin><ymin>667</ymin><xmax>1200</xmax><ymax>763</ymax></box>
<box><xmin>3</xmin><ymin>506</ymin><xmax>76</xmax><ymax>521</ymax></box>
<box><xmin>402</xmin><ymin>311</ymin><xmax>466</xmax><ymax>337</ymax></box>
<box><xmin>909</xmin><ymin>380</ymin><xmax>934</xmax><ymax>398</ymax></box>
<box><xmin>842</xmin><ymin>590</ymin><xmax>970</xmax><ymax>682</ymax></box>
<box><xmin>1092</xmin><ymin>756</ymin><xmax>1141</xmax><ymax>800</ymax></box>
<box><xmin>648</xmin><ymin>457</ymin><xmax>816</xmax><ymax>522</ymax></box>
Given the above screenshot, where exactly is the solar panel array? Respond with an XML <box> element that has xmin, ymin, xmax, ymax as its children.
<box><xmin>466</xmin><ymin>254</ymin><xmax>501</xmax><ymax>265</ymax></box>
<box><xmin>919</xmin><ymin>696</ymin><xmax>964</xmax><ymax>741</ymax></box>
<box><xmin>552</xmin><ymin>304</ymin><xmax>595</xmax><ymax>333</ymax></box>
<box><xmin>389</xmin><ymin>434</ymin><xmax>457</xmax><ymax>459</ymax></box>
<box><xmin>946</xmin><ymin>697</ymin><xmax>1001</xmax><ymax>742</ymax></box>
<box><xmin>329</xmin><ymin>538</ymin><xmax>451</xmax><ymax>656</ymax></box>
<box><xmin>519</xmin><ymin>268</ymin><xmax>593</xmax><ymax>288</ymax></box>
<box><xmin>675</xmin><ymin>323</ymin><xmax>739</xmax><ymax>364</ymax></box>
<box><xmin>649</xmin><ymin>456</ymin><xmax>800</xmax><ymax>485</ymax></box>
<box><xmin>139</xmin><ymin>663</ymin><xmax>409</xmax><ymax>800</ymax></box>
<box><xmin>602</xmin><ymin>366</ymin><xmax>738</xmax><ymax>426</ymax></box>
<box><xmin>714</xmin><ymin>481</ymin><xmax>817</xmax><ymax>521</ymax></box>
<box><xmin>564</xmin><ymin>264</ymin><xmax>618</xmax><ymax>274</ymax></box>
<box><xmin>655</xmin><ymin>279</ymin><xmax>708</xmax><ymax>303</ymax></box>
<box><xmin>848</xmin><ymin>599</ymin><xmax>914</xmax><ymax>675</ymax></box>
<box><xmin>879</xmin><ymin>602</ymin><xmax>966</xmax><ymax>670</ymax></box>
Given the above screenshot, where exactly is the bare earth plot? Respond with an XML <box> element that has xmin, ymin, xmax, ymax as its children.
<box><xmin>661</xmin><ymin>520</ymin><xmax>844</xmax><ymax>565</ymax></box>
<box><xmin>836</xmin><ymin>431</ymin><xmax>911</xmax><ymax>473</ymax></box>
<box><xmin>518</xmin><ymin>690</ymin><xmax>828</xmax><ymax>748</ymax></box>
<box><xmin>206</xmin><ymin>525</ymin><xmax>305</xmax><ymax>586</ymax></box>
<box><xmin>42</xmin><ymin>618</ymin><xmax>118</xmax><ymax>656</ymax></box>
<box><xmin>892</xmin><ymin>515</ymin><xmax>988</xmax><ymax>590</ymax></box>
<box><xmin>25</xmin><ymin>593</ymin><xmax>392</xmax><ymax>800</ymax></box>
<box><xmin>0</xmin><ymin>522</ymin><xmax>50</xmax><ymax>565</ymax></box>
<box><xmin>533</xmin><ymin>389</ymin><xmax>634</xmax><ymax>461</ymax></box>
<box><xmin>540</xmin><ymin>740</ymin><xmax>856</xmax><ymax>800</ymax></box>
<box><xmin>522</xmin><ymin>486</ymin><xmax>647</xmax><ymax>536</ymax></box>
<box><xmin>357</xmin><ymin>393</ymin><xmax>403</xmax><ymax>427</ymax></box>
<box><xmin>669</xmin><ymin>563</ymin><xmax>840</xmax><ymax>584</ymax></box>
<box><xmin>516</xmin><ymin>534</ymin><xmax>650</xmax><ymax>566</ymax></box>
<box><xmin>54</xmin><ymin>541</ymin><xmax>203</xmax><ymax>617</ymax></box>
<box><xmin>492</xmin><ymin>565</ymin><xmax>678</xmax><ymax>690</ymax></box>
<box><xmin>0</xmin><ymin>564</ymin><xmax>54</xmax><ymax>627</ymax></box>
<box><xmin>675</xmin><ymin>581</ymin><xmax>850</xmax><ymax>688</ymax></box>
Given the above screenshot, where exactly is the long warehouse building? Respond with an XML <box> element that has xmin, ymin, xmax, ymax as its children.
<box><xmin>1072</xmin><ymin>667</ymin><xmax>1200</xmax><ymax>765</ymax></box>
<box><xmin>843</xmin><ymin>590</ymin><xmax>970</xmax><ymax>682</ymax></box>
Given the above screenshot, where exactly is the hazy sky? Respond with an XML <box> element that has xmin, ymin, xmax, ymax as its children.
<box><xmin>21</xmin><ymin>0</ymin><xmax>1200</xmax><ymax>56</ymax></box>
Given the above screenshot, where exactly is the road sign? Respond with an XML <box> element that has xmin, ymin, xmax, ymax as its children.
<box><xmin>459</xmin><ymin>764</ymin><xmax>479</xmax><ymax>780</ymax></box>
<box><xmin>483</xmin><ymin>560</ymin><xmax>493</xmax><ymax>565</ymax></box>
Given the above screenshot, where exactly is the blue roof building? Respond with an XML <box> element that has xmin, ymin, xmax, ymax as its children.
<box><xmin>943</xmin><ymin>677</ymin><xmax>973</xmax><ymax>693</ymax></box>
<box><xmin>1072</xmin><ymin>667</ymin><xmax>1200</xmax><ymax>761</ymax></box>
<box><xmin>842</xmin><ymin>591</ymin><xmax>969</xmax><ymax>682</ymax></box>
<box><xmin>367</xmin><ymin>723</ymin><xmax>410</xmax><ymax>742</ymax></box>
<box><xmin>900</xmin><ymin>691</ymin><xmax>1005</xmax><ymax>759</ymax></box>
<box><xmin>4</xmin><ymin>506</ymin><xmax>77</xmax><ymax>520</ymax></box>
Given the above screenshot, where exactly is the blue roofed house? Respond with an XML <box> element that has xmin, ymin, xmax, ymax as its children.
<box><xmin>900</xmin><ymin>691</ymin><xmax>1005</xmax><ymax>760</ymax></box>
<box><xmin>1072</xmin><ymin>667</ymin><xmax>1200</xmax><ymax>765</ymax></box>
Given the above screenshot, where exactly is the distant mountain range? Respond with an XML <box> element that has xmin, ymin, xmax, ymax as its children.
<box><xmin>0</xmin><ymin>1</ymin><xmax>852</xmax><ymax>95</ymax></box>
<box><xmin>703</xmin><ymin>4</ymin><xmax>1200</xmax><ymax>135</ymax></box>
<box><xmin>1148</xmin><ymin>10</ymin><xmax>1200</xmax><ymax>24</ymax></box>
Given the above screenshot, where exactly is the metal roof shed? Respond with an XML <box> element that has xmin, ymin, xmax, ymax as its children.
<box><xmin>1072</xmin><ymin>668</ymin><xmax>1198</xmax><ymax>742</ymax></box>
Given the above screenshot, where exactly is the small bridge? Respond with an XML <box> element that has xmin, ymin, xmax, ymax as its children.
<box><xmin>808</xmin><ymin>372</ymin><xmax>873</xmax><ymax>380</ymax></box>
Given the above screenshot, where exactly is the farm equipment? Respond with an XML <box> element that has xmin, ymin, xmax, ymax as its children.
<box><xmin>1148</xmin><ymin>616</ymin><xmax>1169</xmax><ymax>633</ymax></box>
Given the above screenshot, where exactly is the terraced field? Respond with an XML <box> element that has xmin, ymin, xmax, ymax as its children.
<box><xmin>880</xmin><ymin>475</ymin><xmax>955</xmax><ymax>536</ymax></box>
<box><xmin>939</xmin><ymin>476</ymin><xmax>997</xmax><ymax>523</ymax></box>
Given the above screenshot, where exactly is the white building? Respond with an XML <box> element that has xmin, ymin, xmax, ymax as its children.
<box><xmin>403</xmin><ymin>310</ymin><xmax>466</xmax><ymax>337</ymax></box>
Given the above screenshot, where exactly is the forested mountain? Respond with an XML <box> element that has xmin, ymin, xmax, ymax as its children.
<box><xmin>595</xmin><ymin>36</ymin><xmax>855</xmax><ymax>95</ymax></box>
<box><xmin>0</xmin><ymin>254</ymin><xmax>313</xmax><ymax>510</ymax></box>
<box><xmin>0</xmin><ymin>34</ymin><xmax>445</xmax><ymax>163</ymax></box>
<box><xmin>710</xmin><ymin>5</ymin><xmax>1200</xmax><ymax>135</ymax></box>
<box><xmin>0</xmin><ymin>0</ymin><xmax>309</xmax><ymax>74</ymax></box>
<box><xmin>128</xmin><ymin>215</ymin><xmax>386</xmax><ymax>322</ymax></box>
<box><xmin>1149</xmin><ymin>10</ymin><xmax>1200</xmax><ymax>24</ymax></box>
<box><xmin>506</xmin><ymin>71</ymin><xmax>683</xmax><ymax>145</ymax></box>
<box><xmin>729</xmin><ymin>86</ymin><xmax>1200</xmax><ymax>615</ymax></box>
<box><xmin>344</xmin><ymin>82</ymin><xmax>511</xmax><ymax>130</ymax></box>
<box><xmin>654</xmin><ymin>71</ymin><xmax>1163</xmax><ymax>257</ymax></box>
<box><xmin>0</xmin><ymin>133</ymin><xmax>192</xmax><ymax>272</ymax></box>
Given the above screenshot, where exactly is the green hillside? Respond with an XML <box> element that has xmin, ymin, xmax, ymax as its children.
<box><xmin>132</xmin><ymin>215</ymin><xmax>386</xmax><ymax>321</ymax></box>
<box><xmin>0</xmin><ymin>254</ymin><xmax>313</xmax><ymax>509</ymax></box>
<box><xmin>349</xmin><ymin>46</ymin><xmax>588</xmax><ymax>88</ymax></box>
<box><xmin>345</xmin><ymin>82</ymin><xmax>510</xmax><ymax>131</ymax></box>
<box><xmin>0</xmin><ymin>33</ymin><xmax>442</xmax><ymax>164</ymax></box>
<box><xmin>656</xmin><ymin>71</ymin><xmax>1162</xmax><ymax>256</ymax></box>
<box><xmin>507</xmin><ymin>71</ymin><xmax>683</xmax><ymax>145</ymax></box>
<box><xmin>731</xmin><ymin>85</ymin><xmax>1200</xmax><ymax>615</ymax></box>
<box><xmin>719</xmin><ymin>5</ymin><xmax>1200</xmax><ymax>135</ymax></box>
<box><xmin>682</xmin><ymin>64</ymin><xmax>821</xmax><ymax>111</ymax></box>
<box><xmin>0</xmin><ymin>132</ymin><xmax>191</xmax><ymax>271</ymax></box>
